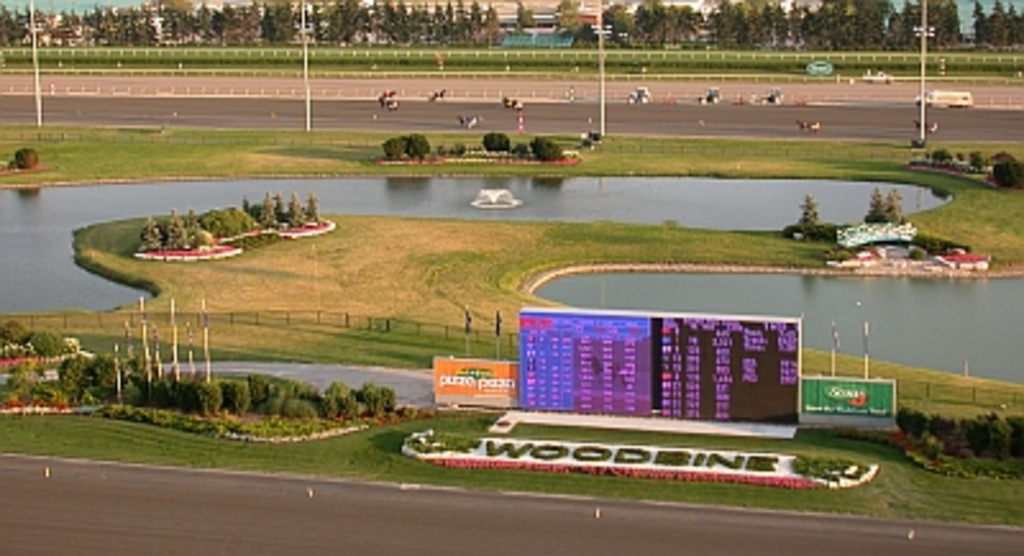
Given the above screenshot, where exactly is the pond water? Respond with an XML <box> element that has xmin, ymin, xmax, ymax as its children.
<box><xmin>536</xmin><ymin>273</ymin><xmax>1024</xmax><ymax>384</ymax></box>
<box><xmin>0</xmin><ymin>176</ymin><xmax>945</xmax><ymax>313</ymax></box>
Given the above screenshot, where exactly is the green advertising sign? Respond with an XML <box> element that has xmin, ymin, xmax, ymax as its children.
<box><xmin>805</xmin><ymin>61</ymin><xmax>834</xmax><ymax>77</ymax></box>
<box><xmin>801</xmin><ymin>378</ymin><xmax>895</xmax><ymax>417</ymax></box>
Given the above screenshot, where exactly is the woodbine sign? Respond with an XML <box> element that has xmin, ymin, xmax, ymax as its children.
<box><xmin>403</xmin><ymin>431</ymin><xmax>878</xmax><ymax>489</ymax></box>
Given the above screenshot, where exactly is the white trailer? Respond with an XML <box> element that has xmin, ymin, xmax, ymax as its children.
<box><xmin>918</xmin><ymin>90</ymin><xmax>974</xmax><ymax>108</ymax></box>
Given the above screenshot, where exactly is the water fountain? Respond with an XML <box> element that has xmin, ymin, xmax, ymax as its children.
<box><xmin>471</xmin><ymin>188</ymin><xmax>522</xmax><ymax>209</ymax></box>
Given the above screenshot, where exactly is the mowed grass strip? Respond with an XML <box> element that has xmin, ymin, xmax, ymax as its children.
<box><xmin>1</xmin><ymin>413</ymin><xmax>1022</xmax><ymax>526</ymax></box>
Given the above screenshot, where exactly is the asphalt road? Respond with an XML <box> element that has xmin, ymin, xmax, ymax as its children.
<box><xmin>2</xmin><ymin>76</ymin><xmax>1022</xmax><ymax>141</ymax></box>
<box><xmin>1</xmin><ymin>454</ymin><xmax>1020</xmax><ymax>556</ymax></box>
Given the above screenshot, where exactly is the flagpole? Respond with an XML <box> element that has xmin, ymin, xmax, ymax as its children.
<box><xmin>863</xmin><ymin>321</ymin><xmax>870</xmax><ymax>380</ymax></box>
<box><xmin>495</xmin><ymin>310</ymin><xmax>502</xmax><ymax>360</ymax></box>
<box><xmin>464</xmin><ymin>305</ymin><xmax>471</xmax><ymax>357</ymax></box>
<box><xmin>139</xmin><ymin>297</ymin><xmax>151</xmax><ymax>404</ymax></box>
<box><xmin>171</xmin><ymin>298</ymin><xmax>180</xmax><ymax>381</ymax></box>
<box><xmin>203</xmin><ymin>298</ymin><xmax>211</xmax><ymax>383</ymax></box>
<box><xmin>830</xmin><ymin>321</ymin><xmax>837</xmax><ymax>377</ymax></box>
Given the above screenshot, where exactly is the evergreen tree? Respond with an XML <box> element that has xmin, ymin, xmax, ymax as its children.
<box><xmin>261</xmin><ymin>192</ymin><xmax>278</xmax><ymax>229</ymax></box>
<box><xmin>273</xmin><ymin>192</ymin><xmax>287</xmax><ymax>224</ymax></box>
<box><xmin>305</xmin><ymin>193</ymin><xmax>321</xmax><ymax>223</ymax></box>
<box><xmin>166</xmin><ymin>210</ymin><xmax>189</xmax><ymax>250</ymax></box>
<box><xmin>799</xmin><ymin>194</ymin><xmax>820</xmax><ymax>226</ymax></box>
<box><xmin>140</xmin><ymin>217</ymin><xmax>164</xmax><ymax>252</ymax></box>
<box><xmin>288</xmin><ymin>192</ymin><xmax>306</xmax><ymax>227</ymax></box>
<box><xmin>865</xmin><ymin>187</ymin><xmax>888</xmax><ymax>223</ymax></box>
<box><xmin>884</xmin><ymin>189</ymin><xmax>904</xmax><ymax>223</ymax></box>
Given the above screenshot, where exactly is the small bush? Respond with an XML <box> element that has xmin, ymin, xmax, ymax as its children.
<box><xmin>0</xmin><ymin>320</ymin><xmax>31</xmax><ymax>345</ymax></box>
<box><xmin>482</xmin><ymin>132</ymin><xmax>511</xmax><ymax>152</ymax></box>
<box><xmin>12</xmin><ymin>148</ymin><xmax>39</xmax><ymax>170</ymax></box>
<box><xmin>930</xmin><ymin>148</ymin><xmax>953</xmax><ymax>163</ymax></box>
<box><xmin>968</xmin><ymin>151</ymin><xmax>988</xmax><ymax>171</ymax></box>
<box><xmin>530</xmin><ymin>137</ymin><xmax>564</xmax><ymax>161</ymax></box>
<box><xmin>194</xmin><ymin>381</ymin><xmax>223</xmax><ymax>416</ymax></box>
<box><xmin>404</xmin><ymin>134</ymin><xmax>432</xmax><ymax>159</ymax></box>
<box><xmin>381</xmin><ymin>136</ymin><xmax>407</xmax><ymax>160</ymax></box>
<box><xmin>28</xmin><ymin>331</ymin><xmax>64</xmax><ymax>358</ymax></box>
<box><xmin>220</xmin><ymin>381</ymin><xmax>251</xmax><ymax>415</ymax></box>
<box><xmin>512</xmin><ymin>142</ymin><xmax>531</xmax><ymax>158</ymax></box>
<box><xmin>992</xmin><ymin>160</ymin><xmax>1024</xmax><ymax>188</ymax></box>
<box><xmin>248</xmin><ymin>374</ymin><xmax>271</xmax><ymax>407</ymax></box>
<box><xmin>280</xmin><ymin>398</ymin><xmax>319</xmax><ymax>420</ymax></box>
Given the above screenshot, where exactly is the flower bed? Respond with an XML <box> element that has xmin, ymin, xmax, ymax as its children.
<box><xmin>1</xmin><ymin>400</ymin><xmax>72</xmax><ymax>415</ymax></box>
<box><xmin>375</xmin><ymin>157</ymin><xmax>579</xmax><ymax>166</ymax></box>
<box><xmin>402</xmin><ymin>431</ymin><xmax>879</xmax><ymax>489</ymax></box>
<box><xmin>278</xmin><ymin>220</ymin><xmax>337</xmax><ymax>239</ymax></box>
<box><xmin>134</xmin><ymin>244</ymin><xmax>242</xmax><ymax>262</ymax></box>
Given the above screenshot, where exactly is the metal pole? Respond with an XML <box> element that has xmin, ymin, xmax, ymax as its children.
<box><xmin>598</xmin><ymin>2</ymin><xmax>606</xmax><ymax>138</ymax></box>
<box><xmin>30</xmin><ymin>0</ymin><xmax>42</xmax><ymax>127</ymax></box>
<box><xmin>863</xmin><ymin>321</ymin><xmax>870</xmax><ymax>380</ymax></box>
<box><xmin>918</xmin><ymin>0</ymin><xmax>928</xmax><ymax>145</ymax></box>
<box><xmin>302</xmin><ymin>0</ymin><xmax>311</xmax><ymax>132</ymax></box>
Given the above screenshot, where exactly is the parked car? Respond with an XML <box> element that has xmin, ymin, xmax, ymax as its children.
<box><xmin>862</xmin><ymin>71</ymin><xmax>894</xmax><ymax>84</ymax></box>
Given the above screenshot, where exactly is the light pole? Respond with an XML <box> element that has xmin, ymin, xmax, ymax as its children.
<box><xmin>301</xmin><ymin>0</ymin><xmax>311</xmax><ymax>132</ymax></box>
<box><xmin>30</xmin><ymin>0</ymin><xmax>42</xmax><ymax>127</ymax></box>
<box><xmin>914</xmin><ymin>1</ymin><xmax>934</xmax><ymax>147</ymax></box>
<box><xmin>597</xmin><ymin>3</ymin><xmax>606</xmax><ymax>138</ymax></box>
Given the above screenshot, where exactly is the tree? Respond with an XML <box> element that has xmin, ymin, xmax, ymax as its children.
<box><xmin>482</xmin><ymin>132</ymin><xmax>511</xmax><ymax>152</ymax></box>
<box><xmin>165</xmin><ymin>210</ymin><xmax>189</xmax><ymax>250</ymax></box>
<box><xmin>29</xmin><ymin>331</ymin><xmax>64</xmax><ymax>357</ymax></box>
<box><xmin>864</xmin><ymin>187</ymin><xmax>888</xmax><ymax>223</ymax></box>
<box><xmin>404</xmin><ymin>134</ymin><xmax>432</xmax><ymax>159</ymax></box>
<box><xmin>198</xmin><ymin>208</ymin><xmax>255</xmax><ymax>238</ymax></box>
<box><xmin>140</xmin><ymin>217</ymin><xmax>164</xmax><ymax>251</ymax></box>
<box><xmin>382</xmin><ymin>136</ymin><xmax>407</xmax><ymax>160</ymax></box>
<box><xmin>798</xmin><ymin>194</ymin><xmax>820</xmax><ymax>226</ymax></box>
<box><xmin>260</xmin><ymin>192</ymin><xmax>278</xmax><ymax>229</ymax></box>
<box><xmin>305</xmin><ymin>193</ymin><xmax>321</xmax><ymax>223</ymax></box>
<box><xmin>11</xmin><ymin>148</ymin><xmax>38</xmax><ymax>170</ymax></box>
<box><xmin>0</xmin><ymin>320</ymin><xmax>31</xmax><ymax>346</ymax></box>
<box><xmin>884</xmin><ymin>189</ymin><xmax>904</xmax><ymax>223</ymax></box>
<box><xmin>993</xmin><ymin>160</ymin><xmax>1024</xmax><ymax>188</ymax></box>
<box><xmin>530</xmin><ymin>137</ymin><xmax>564</xmax><ymax>161</ymax></box>
<box><xmin>288</xmin><ymin>192</ymin><xmax>306</xmax><ymax>227</ymax></box>
<box><xmin>515</xmin><ymin>1</ymin><xmax>535</xmax><ymax>30</ymax></box>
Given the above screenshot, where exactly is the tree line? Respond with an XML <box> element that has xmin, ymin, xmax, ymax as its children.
<box><xmin>0</xmin><ymin>0</ymin><xmax>1022</xmax><ymax>50</ymax></box>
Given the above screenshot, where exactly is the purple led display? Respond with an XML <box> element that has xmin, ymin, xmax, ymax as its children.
<box><xmin>519</xmin><ymin>308</ymin><xmax>800</xmax><ymax>424</ymax></box>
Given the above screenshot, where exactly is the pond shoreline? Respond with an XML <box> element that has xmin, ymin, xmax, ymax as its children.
<box><xmin>522</xmin><ymin>261</ymin><xmax>1024</xmax><ymax>294</ymax></box>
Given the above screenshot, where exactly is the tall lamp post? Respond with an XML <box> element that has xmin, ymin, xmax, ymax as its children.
<box><xmin>30</xmin><ymin>0</ymin><xmax>43</xmax><ymax>127</ymax></box>
<box><xmin>914</xmin><ymin>1</ymin><xmax>934</xmax><ymax>147</ymax></box>
<box><xmin>597</xmin><ymin>2</ymin><xmax>606</xmax><ymax>138</ymax></box>
<box><xmin>301</xmin><ymin>0</ymin><xmax>311</xmax><ymax>132</ymax></box>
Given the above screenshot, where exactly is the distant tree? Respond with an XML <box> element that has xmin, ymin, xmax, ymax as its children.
<box><xmin>288</xmin><ymin>192</ymin><xmax>306</xmax><ymax>227</ymax></box>
<box><xmin>482</xmin><ymin>132</ymin><xmax>511</xmax><ymax>152</ymax></box>
<box><xmin>884</xmin><ymin>189</ymin><xmax>904</xmax><ymax>223</ymax></box>
<box><xmin>140</xmin><ymin>217</ymin><xmax>164</xmax><ymax>252</ymax></box>
<box><xmin>798</xmin><ymin>194</ymin><xmax>820</xmax><ymax>226</ymax></box>
<box><xmin>530</xmin><ymin>137</ymin><xmax>564</xmax><ymax>161</ymax></box>
<box><xmin>11</xmin><ymin>148</ymin><xmax>39</xmax><ymax>170</ymax></box>
<box><xmin>29</xmin><ymin>331</ymin><xmax>65</xmax><ymax>358</ymax></box>
<box><xmin>165</xmin><ymin>210</ymin><xmax>189</xmax><ymax>250</ymax></box>
<box><xmin>516</xmin><ymin>1</ymin><xmax>536</xmax><ymax>30</ymax></box>
<box><xmin>382</xmin><ymin>136</ymin><xmax>408</xmax><ymax>160</ymax></box>
<box><xmin>260</xmin><ymin>192</ymin><xmax>278</xmax><ymax>229</ymax></box>
<box><xmin>0</xmin><ymin>320</ymin><xmax>31</xmax><ymax>345</ymax></box>
<box><xmin>404</xmin><ymin>134</ymin><xmax>432</xmax><ymax>159</ymax></box>
<box><xmin>864</xmin><ymin>187</ymin><xmax>888</xmax><ymax>223</ymax></box>
<box><xmin>273</xmin><ymin>192</ymin><xmax>287</xmax><ymax>224</ymax></box>
<box><xmin>305</xmin><ymin>193</ymin><xmax>321</xmax><ymax>223</ymax></box>
<box><xmin>993</xmin><ymin>160</ymin><xmax>1024</xmax><ymax>188</ymax></box>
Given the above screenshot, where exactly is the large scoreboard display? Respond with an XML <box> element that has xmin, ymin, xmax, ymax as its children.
<box><xmin>519</xmin><ymin>308</ymin><xmax>801</xmax><ymax>424</ymax></box>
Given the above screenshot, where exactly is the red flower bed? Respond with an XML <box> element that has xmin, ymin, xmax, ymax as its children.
<box><xmin>429</xmin><ymin>457</ymin><xmax>820</xmax><ymax>489</ymax></box>
<box><xmin>375</xmin><ymin>157</ymin><xmax>580</xmax><ymax>166</ymax></box>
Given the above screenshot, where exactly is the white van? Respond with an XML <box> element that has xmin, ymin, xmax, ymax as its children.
<box><xmin>917</xmin><ymin>90</ymin><xmax>973</xmax><ymax>108</ymax></box>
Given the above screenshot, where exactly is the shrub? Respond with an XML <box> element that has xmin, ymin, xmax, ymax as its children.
<box><xmin>481</xmin><ymin>132</ymin><xmax>511</xmax><ymax>152</ymax></box>
<box><xmin>512</xmin><ymin>142</ymin><xmax>531</xmax><ymax>158</ymax></box>
<box><xmin>1008</xmin><ymin>417</ymin><xmax>1024</xmax><ymax>458</ymax></box>
<box><xmin>992</xmin><ymin>160</ymin><xmax>1024</xmax><ymax>188</ymax></box>
<box><xmin>357</xmin><ymin>382</ymin><xmax>396</xmax><ymax>417</ymax></box>
<box><xmin>0</xmin><ymin>320</ymin><xmax>31</xmax><ymax>345</ymax></box>
<box><xmin>930</xmin><ymin>148</ymin><xmax>953</xmax><ymax>163</ymax></box>
<box><xmin>404</xmin><ymin>134</ymin><xmax>431</xmax><ymax>159</ymax></box>
<box><xmin>12</xmin><ymin>148</ymin><xmax>39</xmax><ymax>170</ymax></box>
<box><xmin>322</xmin><ymin>381</ymin><xmax>359</xmax><ymax>420</ymax></box>
<box><xmin>28</xmin><ymin>331</ymin><xmax>64</xmax><ymax>358</ymax></box>
<box><xmin>198</xmin><ymin>208</ymin><xmax>256</xmax><ymax>238</ymax></box>
<box><xmin>280</xmin><ymin>398</ymin><xmax>319</xmax><ymax>419</ymax></box>
<box><xmin>968</xmin><ymin>151</ymin><xmax>988</xmax><ymax>171</ymax></box>
<box><xmin>381</xmin><ymin>136</ymin><xmax>407</xmax><ymax>160</ymax></box>
<box><xmin>897</xmin><ymin>407</ymin><xmax>928</xmax><ymax>437</ymax></box>
<box><xmin>195</xmin><ymin>381</ymin><xmax>223</xmax><ymax>416</ymax></box>
<box><xmin>912</xmin><ymin>233</ymin><xmax>969</xmax><ymax>254</ymax></box>
<box><xmin>530</xmin><ymin>137</ymin><xmax>564</xmax><ymax>161</ymax></box>
<box><xmin>248</xmin><ymin>374</ymin><xmax>271</xmax><ymax>407</ymax></box>
<box><xmin>220</xmin><ymin>381</ymin><xmax>251</xmax><ymax>415</ymax></box>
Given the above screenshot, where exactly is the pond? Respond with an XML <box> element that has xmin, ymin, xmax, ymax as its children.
<box><xmin>536</xmin><ymin>272</ymin><xmax>1024</xmax><ymax>384</ymax></box>
<box><xmin>0</xmin><ymin>176</ymin><xmax>946</xmax><ymax>313</ymax></box>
